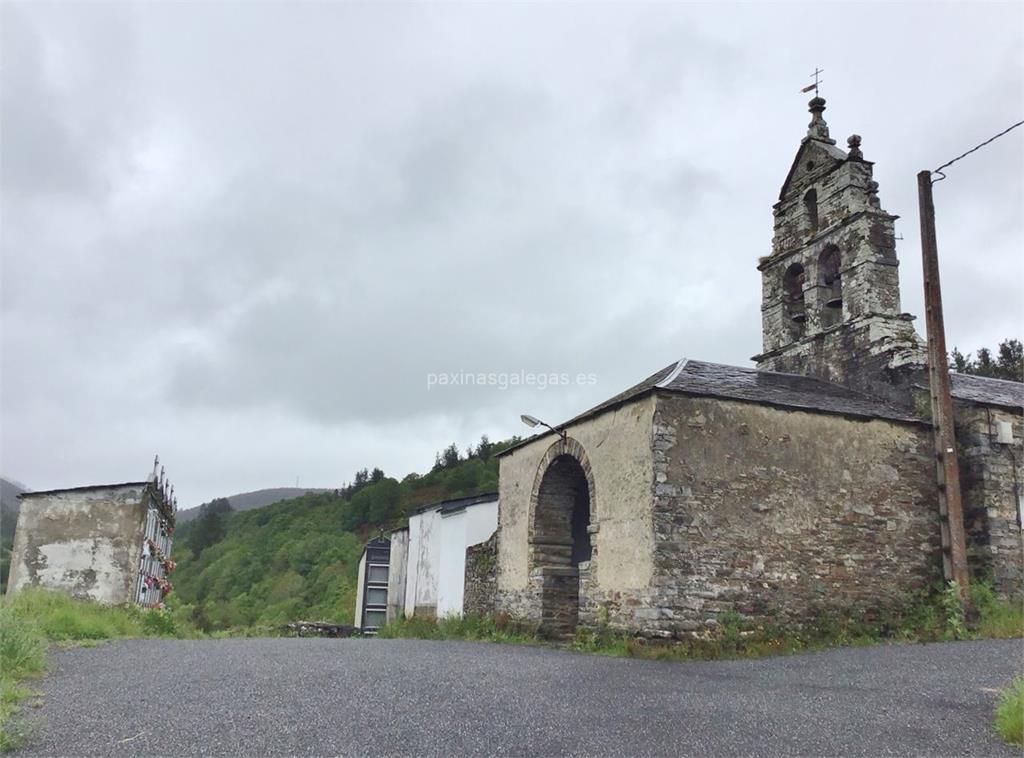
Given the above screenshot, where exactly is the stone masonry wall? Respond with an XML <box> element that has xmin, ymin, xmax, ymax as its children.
<box><xmin>955</xmin><ymin>402</ymin><xmax>1024</xmax><ymax>595</ymax></box>
<box><xmin>463</xmin><ymin>532</ymin><xmax>497</xmax><ymax>616</ymax></box>
<box><xmin>757</xmin><ymin>316</ymin><xmax>925</xmax><ymax>410</ymax></box>
<box><xmin>642</xmin><ymin>394</ymin><xmax>942</xmax><ymax>637</ymax></box>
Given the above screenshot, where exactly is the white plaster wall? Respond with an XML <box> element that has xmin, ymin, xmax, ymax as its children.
<box><xmin>437</xmin><ymin>499</ymin><xmax>499</xmax><ymax>617</ymax></box>
<box><xmin>353</xmin><ymin>551</ymin><xmax>367</xmax><ymax>628</ymax></box>
<box><xmin>35</xmin><ymin>538</ymin><xmax>125</xmax><ymax>604</ymax></box>
<box><xmin>404</xmin><ymin>508</ymin><xmax>442</xmax><ymax>616</ymax></box>
<box><xmin>386</xmin><ymin>529</ymin><xmax>409</xmax><ymax>622</ymax></box>
<box><xmin>437</xmin><ymin>511</ymin><xmax>466</xmax><ymax>617</ymax></box>
<box><xmin>465</xmin><ymin>500</ymin><xmax>499</xmax><ymax>548</ymax></box>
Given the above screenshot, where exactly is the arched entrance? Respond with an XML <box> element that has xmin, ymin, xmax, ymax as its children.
<box><xmin>529</xmin><ymin>438</ymin><xmax>595</xmax><ymax>637</ymax></box>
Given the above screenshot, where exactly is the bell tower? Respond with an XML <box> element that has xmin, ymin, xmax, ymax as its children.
<box><xmin>753</xmin><ymin>97</ymin><xmax>925</xmax><ymax>403</ymax></box>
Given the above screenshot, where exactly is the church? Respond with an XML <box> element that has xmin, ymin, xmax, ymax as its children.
<box><xmin>474</xmin><ymin>97</ymin><xmax>1023</xmax><ymax>638</ymax></box>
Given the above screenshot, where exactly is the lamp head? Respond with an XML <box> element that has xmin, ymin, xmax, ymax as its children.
<box><xmin>520</xmin><ymin>414</ymin><xmax>541</xmax><ymax>429</ymax></box>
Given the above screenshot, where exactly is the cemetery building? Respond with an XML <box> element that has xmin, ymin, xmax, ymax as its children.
<box><xmin>479</xmin><ymin>98</ymin><xmax>1023</xmax><ymax>638</ymax></box>
<box><xmin>353</xmin><ymin>493</ymin><xmax>498</xmax><ymax>632</ymax></box>
<box><xmin>6</xmin><ymin>459</ymin><xmax>178</xmax><ymax>606</ymax></box>
<box><xmin>353</xmin><ymin>535</ymin><xmax>391</xmax><ymax>633</ymax></box>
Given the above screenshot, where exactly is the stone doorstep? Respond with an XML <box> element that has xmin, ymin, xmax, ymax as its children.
<box><xmin>533</xmin><ymin>566</ymin><xmax>579</xmax><ymax>577</ymax></box>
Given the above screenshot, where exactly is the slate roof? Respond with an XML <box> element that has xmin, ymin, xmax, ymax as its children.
<box><xmin>949</xmin><ymin>372</ymin><xmax>1024</xmax><ymax>410</ymax></box>
<box><xmin>18</xmin><ymin>481</ymin><xmax>149</xmax><ymax>498</ymax></box>
<box><xmin>412</xmin><ymin>492</ymin><xmax>499</xmax><ymax>516</ymax></box>
<box><xmin>498</xmin><ymin>359</ymin><xmax>921</xmax><ymax>458</ymax></box>
<box><xmin>653</xmin><ymin>360</ymin><xmax>920</xmax><ymax>421</ymax></box>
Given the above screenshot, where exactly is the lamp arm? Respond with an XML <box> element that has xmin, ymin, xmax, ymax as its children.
<box><xmin>539</xmin><ymin>421</ymin><xmax>567</xmax><ymax>442</ymax></box>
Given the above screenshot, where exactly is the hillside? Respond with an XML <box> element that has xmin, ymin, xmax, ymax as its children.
<box><xmin>171</xmin><ymin>436</ymin><xmax>515</xmax><ymax>630</ymax></box>
<box><xmin>177</xmin><ymin>487</ymin><xmax>330</xmax><ymax>523</ymax></box>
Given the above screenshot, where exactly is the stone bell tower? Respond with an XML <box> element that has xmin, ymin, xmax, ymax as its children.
<box><xmin>753</xmin><ymin>96</ymin><xmax>925</xmax><ymax>404</ymax></box>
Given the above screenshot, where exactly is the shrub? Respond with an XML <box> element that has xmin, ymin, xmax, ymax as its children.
<box><xmin>140</xmin><ymin>608</ymin><xmax>178</xmax><ymax>637</ymax></box>
<box><xmin>940</xmin><ymin>581</ymin><xmax>968</xmax><ymax>640</ymax></box>
<box><xmin>995</xmin><ymin>678</ymin><xmax>1024</xmax><ymax>746</ymax></box>
<box><xmin>971</xmin><ymin>583</ymin><xmax>1024</xmax><ymax>639</ymax></box>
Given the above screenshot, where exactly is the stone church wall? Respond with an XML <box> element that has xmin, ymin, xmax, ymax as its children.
<box><xmin>646</xmin><ymin>394</ymin><xmax>942</xmax><ymax>635</ymax></box>
<box><xmin>495</xmin><ymin>395</ymin><xmax>657</xmax><ymax>627</ymax></box>
<box><xmin>955</xmin><ymin>402</ymin><xmax>1024</xmax><ymax>595</ymax></box>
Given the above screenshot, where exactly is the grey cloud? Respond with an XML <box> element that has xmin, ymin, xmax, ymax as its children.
<box><xmin>2</xmin><ymin>2</ymin><xmax>1021</xmax><ymax>505</ymax></box>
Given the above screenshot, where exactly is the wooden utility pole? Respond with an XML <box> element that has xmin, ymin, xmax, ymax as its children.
<box><xmin>917</xmin><ymin>170</ymin><xmax>970</xmax><ymax>597</ymax></box>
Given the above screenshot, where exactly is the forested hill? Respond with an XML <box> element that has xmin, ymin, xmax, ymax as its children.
<box><xmin>176</xmin><ymin>487</ymin><xmax>330</xmax><ymax>523</ymax></box>
<box><xmin>171</xmin><ymin>436</ymin><xmax>517</xmax><ymax>631</ymax></box>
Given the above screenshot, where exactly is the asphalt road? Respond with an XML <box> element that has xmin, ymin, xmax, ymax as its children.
<box><xmin>16</xmin><ymin>637</ymin><xmax>1022</xmax><ymax>757</ymax></box>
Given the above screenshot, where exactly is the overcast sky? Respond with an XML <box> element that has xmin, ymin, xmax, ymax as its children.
<box><xmin>2</xmin><ymin>2</ymin><xmax>1021</xmax><ymax>507</ymax></box>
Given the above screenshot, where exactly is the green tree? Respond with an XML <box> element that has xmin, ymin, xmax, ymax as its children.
<box><xmin>189</xmin><ymin>498</ymin><xmax>233</xmax><ymax>555</ymax></box>
<box><xmin>950</xmin><ymin>339</ymin><xmax>1023</xmax><ymax>382</ymax></box>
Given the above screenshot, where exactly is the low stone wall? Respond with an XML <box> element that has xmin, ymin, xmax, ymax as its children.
<box><xmin>463</xmin><ymin>532</ymin><xmax>497</xmax><ymax>616</ymax></box>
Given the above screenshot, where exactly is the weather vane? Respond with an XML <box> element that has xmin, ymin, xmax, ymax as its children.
<box><xmin>800</xmin><ymin>67</ymin><xmax>824</xmax><ymax>96</ymax></box>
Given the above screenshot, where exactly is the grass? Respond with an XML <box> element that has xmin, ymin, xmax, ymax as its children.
<box><xmin>995</xmin><ymin>677</ymin><xmax>1024</xmax><ymax>746</ymax></box>
<box><xmin>377</xmin><ymin>612</ymin><xmax>540</xmax><ymax>644</ymax></box>
<box><xmin>0</xmin><ymin>609</ymin><xmax>46</xmax><ymax>752</ymax></box>
<box><xmin>970</xmin><ymin>582</ymin><xmax>1024</xmax><ymax>639</ymax></box>
<box><xmin>0</xmin><ymin>589</ymin><xmax>198</xmax><ymax>752</ymax></box>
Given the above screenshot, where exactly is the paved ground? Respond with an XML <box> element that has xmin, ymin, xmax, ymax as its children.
<box><xmin>15</xmin><ymin>637</ymin><xmax>1022</xmax><ymax>756</ymax></box>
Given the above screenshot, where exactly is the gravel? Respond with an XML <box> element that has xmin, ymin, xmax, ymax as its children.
<box><xmin>15</xmin><ymin>637</ymin><xmax>1023</xmax><ymax>757</ymax></box>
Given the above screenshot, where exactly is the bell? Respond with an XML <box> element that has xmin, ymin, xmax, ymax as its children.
<box><xmin>824</xmin><ymin>276</ymin><xmax>842</xmax><ymax>308</ymax></box>
<box><xmin>791</xmin><ymin>311</ymin><xmax>807</xmax><ymax>323</ymax></box>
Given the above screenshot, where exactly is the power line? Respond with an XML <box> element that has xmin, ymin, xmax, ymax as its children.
<box><xmin>932</xmin><ymin>119</ymin><xmax>1024</xmax><ymax>183</ymax></box>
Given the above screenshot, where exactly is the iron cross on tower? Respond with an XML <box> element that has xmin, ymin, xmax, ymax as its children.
<box><xmin>801</xmin><ymin>67</ymin><xmax>824</xmax><ymax>95</ymax></box>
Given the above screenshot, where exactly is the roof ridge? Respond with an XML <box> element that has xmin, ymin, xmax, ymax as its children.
<box><xmin>655</xmin><ymin>358</ymin><xmax>689</xmax><ymax>388</ymax></box>
<box><xmin>951</xmin><ymin>371</ymin><xmax>1024</xmax><ymax>387</ymax></box>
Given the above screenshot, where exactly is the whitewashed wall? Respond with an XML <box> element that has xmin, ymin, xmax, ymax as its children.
<box><xmin>437</xmin><ymin>500</ymin><xmax>499</xmax><ymax>616</ymax></box>
<box><xmin>404</xmin><ymin>498</ymin><xmax>498</xmax><ymax>618</ymax></box>
<box><xmin>437</xmin><ymin>510</ymin><xmax>467</xmax><ymax>617</ymax></box>
<box><xmin>404</xmin><ymin>507</ymin><xmax>442</xmax><ymax>617</ymax></box>
<box><xmin>353</xmin><ymin>551</ymin><xmax>367</xmax><ymax>628</ymax></box>
<box><xmin>386</xmin><ymin>528</ymin><xmax>409</xmax><ymax>622</ymax></box>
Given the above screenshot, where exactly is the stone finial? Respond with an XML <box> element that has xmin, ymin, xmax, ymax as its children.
<box><xmin>847</xmin><ymin>134</ymin><xmax>863</xmax><ymax>160</ymax></box>
<box><xmin>807</xmin><ymin>96</ymin><xmax>831</xmax><ymax>141</ymax></box>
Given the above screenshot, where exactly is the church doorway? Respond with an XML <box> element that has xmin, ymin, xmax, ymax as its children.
<box><xmin>531</xmin><ymin>452</ymin><xmax>592</xmax><ymax>637</ymax></box>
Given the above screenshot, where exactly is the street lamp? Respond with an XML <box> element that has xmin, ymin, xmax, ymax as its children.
<box><xmin>520</xmin><ymin>414</ymin><xmax>567</xmax><ymax>442</ymax></box>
